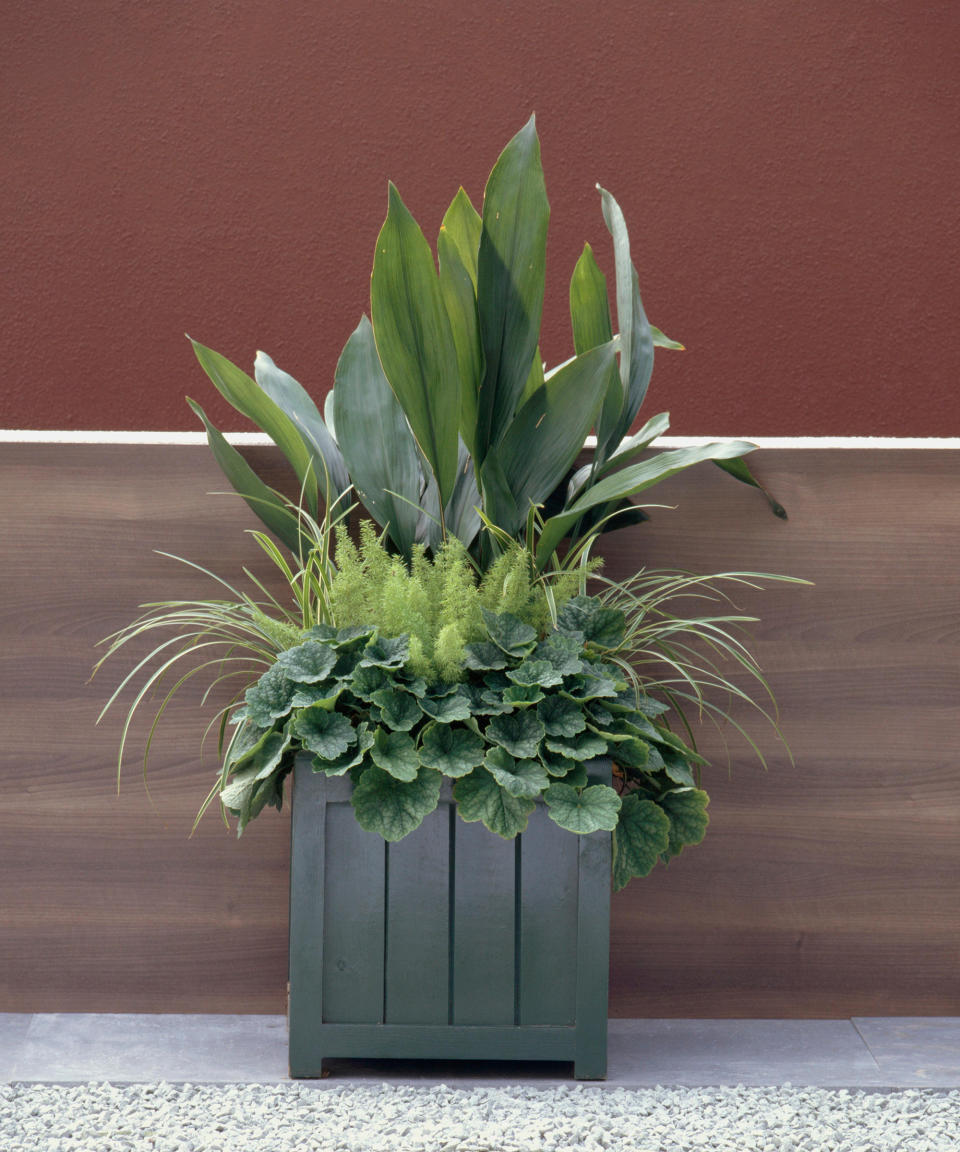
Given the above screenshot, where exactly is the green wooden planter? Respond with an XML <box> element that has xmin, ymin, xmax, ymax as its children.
<box><xmin>288</xmin><ymin>756</ymin><xmax>612</xmax><ymax>1079</ymax></box>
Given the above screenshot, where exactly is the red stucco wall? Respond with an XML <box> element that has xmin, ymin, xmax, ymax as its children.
<box><xmin>5</xmin><ymin>2</ymin><xmax>959</xmax><ymax>433</ymax></box>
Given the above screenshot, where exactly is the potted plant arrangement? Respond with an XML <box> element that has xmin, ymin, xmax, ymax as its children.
<box><xmin>98</xmin><ymin>116</ymin><xmax>799</xmax><ymax>1079</ymax></box>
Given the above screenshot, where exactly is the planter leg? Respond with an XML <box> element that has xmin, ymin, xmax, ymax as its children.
<box><xmin>574</xmin><ymin>1035</ymin><xmax>608</xmax><ymax>1080</ymax></box>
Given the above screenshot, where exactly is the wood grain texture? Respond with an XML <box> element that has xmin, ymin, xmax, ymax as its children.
<box><xmin>2</xmin><ymin>444</ymin><xmax>959</xmax><ymax>1017</ymax></box>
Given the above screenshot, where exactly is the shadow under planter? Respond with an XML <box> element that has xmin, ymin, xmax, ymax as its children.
<box><xmin>288</xmin><ymin>758</ymin><xmax>612</xmax><ymax>1079</ymax></box>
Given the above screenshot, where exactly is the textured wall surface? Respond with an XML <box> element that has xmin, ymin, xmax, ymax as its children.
<box><xmin>5</xmin><ymin>2</ymin><xmax>960</xmax><ymax>433</ymax></box>
<box><xmin>3</xmin><ymin>445</ymin><xmax>958</xmax><ymax>1017</ymax></box>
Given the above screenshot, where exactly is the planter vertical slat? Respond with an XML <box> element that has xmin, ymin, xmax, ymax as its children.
<box><xmin>452</xmin><ymin>819</ymin><xmax>517</xmax><ymax>1025</ymax></box>
<box><xmin>288</xmin><ymin>759</ymin><xmax>611</xmax><ymax>1078</ymax></box>
<box><xmin>320</xmin><ymin>803</ymin><xmax>385</xmax><ymax>1023</ymax></box>
<box><xmin>384</xmin><ymin>806</ymin><xmax>450</xmax><ymax>1024</ymax></box>
<box><xmin>518</xmin><ymin>811</ymin><xmax>579</xmax><ymax>1025</ymax></box>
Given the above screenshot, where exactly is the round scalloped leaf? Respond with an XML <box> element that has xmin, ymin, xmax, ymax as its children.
<box><xmin>290</xmin><ymin>681</ymin><xmax>341</xmax><ymax>709</ymax></box>
<box><xmin>544</xmin><ymin>729</ymin><xmax>608</xmax><ymax>761</ymax></box>
<box><xmin>633</xmin><ymin>694</ymin><xmax>671</xmax><ymax>719</ymax></box>
<box><xmin>244</xmin><ymin>663</ymin><xmax>296</xmax><ymax>727</ymax></box>
<box><xmin>484</xmin><ymin>747</ymin><xmax>549</xmax><ymax>799</ymax></box>
<box><xmin>481</xmin><ymin>608</ymin><xmax>537</xmax><ymax>657</ymax></box>
<box><xmin>507</xmin><ymin>659</ymin><xmax>563</xmax><ymax>689</ymax></box>
<box><xmin>313</xmin><ymin>725</ymin><xmax>374</xmax><ymax>776</ymax></box>
<box><xmin>276</xmin><ymin>640</ymin><xmax>337</xmax><ymax>684</ymax></box>
<box><xmin>419</xmin><ymin>722</ymin><xmax>485</xmax><ymax>777</ymax></box>
<box><xmin>559</xmin><ymin>673</ymin><xmax>618</xmax><ymax>702</ymax></box>
<box><xmin>544</xmin><ymin>782</ymin><xmax>622</xmax><ymax>834</ymax></box>
<box><xmin>556</xmin><ymin>596</ymin><xmax>626</xmax><ymax>648</ymax></box>
<box><xmin>291</xmin><ymin>707</ymin><xmax>356</xmax><ymax>760</ymax></box>
<box><xmin>486</xmin><ymin>710</ymin><xmax>545</xmax><ymax>759</ymax></box>
<box><xmin>539</xmin><ymin>747</ymin><xmax>579</xmax><ymax>777</ymax></box>
<box><xmin>370</xmin><ymin>727</ymin><xmax>420</xmax><ymax>781</ymax></box>
<box><xmin>419</xmin><ymin>689</ymin><xmax>473</xmax><ymax>723</ymax></box>
<box><xmin>609</xmin><ymin>736</ymin><xmax>652</xmax><ymax>770</ymax></box>
<box><xmin>534</xmin><ymin>633</ymin><xmax>585</xmax><ymax>676</ymax></box>
<box><xmin>660</xmin><ymin>788</ymin><xmax>710</xmax><ymax>858</ymax></box>
<box><xmin>453</xmin><ymin>768</ymin><xmax>535</xmax><ymax>838</ymax></box>
<box><xmin>612</xmin><ymin>793</ymin><xmax>671</xmax><ymax>890</ymax></box>
<box><xmin>502</xmin><ymin>683</ymin><xmax>545</xmax><ymax>707</ymax></box>
<box><xmin>349</xmin><ymin>665</ymin><xmax>389</xmax><ymax>700</ymax></box>
<box><xmin>537</xmin><ymin>695</ymin><xmax>586</xmax><ymax>739</ymax></box>
<box><xmin>463</xmin><ymin>641</ymin><xmax>509</xmax><ymax>671</ymax></box>
<box><xmin>660</xmin><ymin>748</ymin><xmax>696</xmax><ymax>787</ymax></box>
<box><xmin>360</xmin><ymin>634</ymin><xmax>410</xmax><ymax>669</ymax></box>
<box><xmin>225</xmin><ymin>719</ymin><xmax>270</xmax><ymax>769</ymax></box>
<box><xmin>351</xmin><ymin>765</ymin><xmax>442</xmax><ymax>841</ymax></box>
<box><xmin>335</xmin><ymin>624</ymin><xmax>377</xmax><ymax>649</ymax></box>
<box><xmin>370</xmin><ymin>687</ymin><xmax>422</xmax><ymax>732</ymax></box>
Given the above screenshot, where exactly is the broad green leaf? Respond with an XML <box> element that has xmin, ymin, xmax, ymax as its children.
<box><xmin>545</xmin><ymin>782</ymin><xmax>621</xmax><ymax>834</ymax></box>
<box><xmin>228</xmin><ymin>725</ymin><xmax>292</xmax><ymax>782</ymax></box>
<box><xmin>570</xmin><ymin>243</ymin><xmax>623</xmax><ymax>458</ymax></box>
<box><xmin>482</xmin><ymin>608</ymin><xmax>537</xmax><ymax>657</ymax></box>
<box><xmin>276</xmin><ymin>641</ymin><xmax>337</xmax><ymax>684</ymax></box>
<box><xmin>596</xmin><ymin>187</ymin><xmax>655</xmax><ymax>457</ymax></box>
<box><xmin>521</xmin><ymin>346</ymin><xmax>545</xmax><ymax>407</ymax></box>
<box><xmin>713</xmin><ymin>455</ymin><xmax>788</xmax><ymax>519</ymax></box>
<box><xmin>537</xmin><ymin>695</ymin><xmax>586</xmax><ymax>738</ymax></box>
<box><xmin>370</xmin><ymin>687</ymin><xmax>422</xmax><ymax>732</ymax></box>
<box><xmin>351</xmin><ymin>765</ymin><xmax>442</xmax><ymax>841</ymax></box>
<box><xmin>482</xmin><ymin>342</ymin><xmax>613</xmax><ymax>534</ymax></box>
<box><xmin>453</xmin><ymin>767</ymin><xmax>535</xmax><ymax>838</ymax></box>
<box><xmin>534</xmin><ymin>634</ymin><xmax>584</xmax><ymax>676</ymax></box>
<box><xmin>660</xmin><ymin>749</ymin><xmax>697</xmax><ymax>788</ymax></box>
<box><xmin>486</xmin><ymin>709</ymin><xmax>545</xmax><ymax>758</ymax></box>
<box><xmin>502</xmin><ymin>683</ymin><xmax>544</xmax><ymax>707</ymax></box>
<box><xmin>348</xmin><ymin>664</ymin><xmax>388</xmax><ymax>700</ymax></box>
<box><xmin>187</xmin><ymin>399</ymin><xmax>304</xmax><ymax>554</ymax></box>
<box><xmin>609</xmin><ymin>736</ymin><xmax>653</xmax><ymax>770</ymax></box>
<box><xmin>370</xmin><ymin>727</ymin><xmax>420</xmax><ymax>781</ymax></box>
<box><xmin>559</xmin><ymin>672</ymin><xmax>618</xmax><ymax>702</ymax></box>
<box><xmin>291</xmin><ymin>707</ymin><xmax>355</xmax><ymax>760</ymax></box>
<box><xmin>313</xmin><ymin>725</ymin><xmax>374</xmax><ymax>776</ymax></box>
<box><xmin>419</xmin><ymin>689</ymin><xmax>473</xmax><ymax>723</ymax></box>
<box><xmin>333</xmin><ymin>315</ymin><xmax>421</xmax><ymax>556</ymax></box>
<box><xmin>416</xmin><ymin>437</ymin><xmax>482</xmax><ymax>553</ymax></box>
<box><xmin>419</xmin><ymin>722</ymin><xmax>485</xmax><ymax>777</ymax></box>
<box><xmin>544</xmin><ymin>729</ymin><xmax>608</xmax><ymax>761</ymax></box>
<box><xmin>225</xmin><ymin>720</ymin><xmax>271</xmax><ymax>769</ymax></box>
<box><xmin>596</xmin><ymin>411</ymin><xmax>671</xmax><ymax>478</ymax></box>
<box><xmin>661</xmin><ymin>788</ymin><xmax>710</xmax><ymax>859</ymax></box>
<box><xmin>371</xmin><ymin>182</ymin><xmax>460</xmax><ymax>506</ymax></box>
<box><xmin>484</xmin><ymin>747</ymin><xmax>549</xmax><ymax>798</ymax></box>
<box><xmin>440</xmin><ymin>186</ymin><xmax>482</xmax><ymax>286</ymax></box>
<box><xmin>540</xmin><ymin>747</ymin><xmax>579</xmax><ymax>777</ymax></box>
<box><xmin>189</xmin><ymin>339</ymin><xmax>318</xmax><ymax>514</ymax></box>
<box><xmin>360</xmin><ymin>634</ymin><xmax>410</xmax><ymax>670</ymax></box>
<box><xmin>535</xmin><ymin>441</ymin><xmax>758</xmax><ymax>568</ymax></box>
<box><xmin>507</xmin><ymin>659</ymin><xmax>563</xmax><ymax>689</ymax></box>
<box><xmin>438</xmin><ymin>229</ymin><xmax>483</xmax><ymax>459</ymax></box>
<box><xmin>244</xmin><ymin>663</ymin><xmax>296</xmax><ymax>727</ymax></box>
<box><xmin>222</xmin><ymin>763</ymin><xmax>286</xmax><ymax>832</ymax></box>
<box><xmin>612</xmin><ymin>793</ymin><xmax>671</xmax><ymax>889</ymax></box>
<box><xmin>463</xmin><ymin>641</ymin><xmax>509</xmax><ymax>671</ymax></box>
<box><xmin>474</xmin><ymin>115</ymin><xmax>550</xmax><ymax>465</ymax></box>
<box><xmin>253</xmin><ymin>351</ymin><xmax>351</xmax><ymax>503</ymax></box>
<box><xmin>555</xmin><ymin>596</ymin><xmax>626</xmax><ymax>648</ymax></box>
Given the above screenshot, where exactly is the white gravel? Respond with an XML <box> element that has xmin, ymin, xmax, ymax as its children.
<box><xmin>2</xmin><ymin>1081</ymin><xmax>958</xmax><ymax>1151</ymax></box>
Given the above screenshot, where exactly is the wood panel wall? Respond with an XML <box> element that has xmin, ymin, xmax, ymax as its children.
<box><xmin>2</xmin><ymin>444</ymin><xmax>958</xmax><ymax>1017</ymax></box>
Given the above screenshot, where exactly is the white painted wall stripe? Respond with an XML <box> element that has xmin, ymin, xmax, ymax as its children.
<box><xmin>2</xmin><ymin>430</ymin><xmax>959</xmax><ymax>449</ymax></box>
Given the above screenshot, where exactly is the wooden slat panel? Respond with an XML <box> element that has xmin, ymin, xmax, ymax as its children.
<box><xmin>518</xmin><ymin>808</ymin><xmax>578</xmax><ymax>1025</ymax></box>
<box><xmin>452</xmin><ymin>820</ymin><xmax>516</xmax><ymax>1024</ymax></box>
<box><xmin>384</xmin><ymin>805</ymin><xmax>450</xmax><ymax>1025</ymax></box>
<box><xmin>2</xmin><ymin>444</ymin><xmax>960</xmax><ymax>1018</ymax></box>
<box><xmin>320</xmin><ymin>802</ymin><xmax>384</xmax><ymax>1024</ymax></box>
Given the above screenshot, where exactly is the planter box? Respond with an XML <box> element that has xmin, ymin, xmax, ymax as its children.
<box><xmin>288</xmin><ymin>757</ymin><xmax>612</xmax><ymax>1079</ymax></box>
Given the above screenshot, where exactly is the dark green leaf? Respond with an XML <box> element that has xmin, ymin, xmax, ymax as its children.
<box><xmin>559</xmin><ymin>673</ymin><xmax>618</xmax><ymax>702</ymax></box>
<box><xmin>313</xmin><ymin>725</ymin><xmax>374</xmax><ymax>776</ymax></box>
<box><xmin>570</xmin><ymin>242</ymin><xmax>623</xmax><ymax>461</ymax></box>
<box><xmin>539</xmin><ymin>747</ymin><xmax>579</xmax><ymax>777</ymax></box>
<box><xmin>501</xmin><ymin>683</ymin><xmax>545</xmax><ymax>707</ymax></box>
<box><xmin>713</xmin><ymin>455</ymin><xmax>787</xmax><ymax>519</ymax></box>
<box><xmin>486</xmin><ymin>709</ymin><xmax>545</xmax><ymax>759</ymax></box>
<box><xmin>419</xmin><ymin>722</ymin><xmax>485</xmax><ymax>777</ymax></box>
<box><xmin>351</xmin><ymin>765</ymin><xmax>442</xmax><ymax>841</ymax></box>
<box><xmin>441</xmin><ymin>186</ymin><xmax>482</xmax><ymax>287</ymax></box>
<box><xmin>291</xmin><ymin>707</ymin><xmax>355</xmax><ymax>760</ymax></box>
<box><xmin>545</xmin><ymin>782</ymin><xmax>621</xmax><ymax>833</ymax></box>
<box><xmin>360</xmin><ymin>634</ymin><xmax>410</xmax><ymax>670</ymax></box>
<box><xmin>463</xmin><ymin>641</ymin><xmax>509</xmax><ymax>671</ymax></box>
<box><xmin>612</xmin><ymin>793</ymin><xmax>671</xmax><ymax>889</ymax></box>
<box><xmin>544</xmin><ymin>729</ymin><xmax>608</xmax><ymax>761</ymax></box>
<box><xmin>370</xmin><ymin>727</ymin><xmax>420</xmax><ymax>781</ymax></box>
<box><xmin>484</xmin><ymin>747</ymin><xmax>549</xmax><ymax>798</ymax></box>
<box><xmin>244</xmin><ymin>663</ymin><xmax>296</xmax><ymax>727</ymax></box>
<box><xmin>438</xmin><ymin>228</ymin><xmax>483</xmax><ymax>460</ymax></box>
<box><xmin>419</xmin><ymin>689</ymin><xmax>473</xmax><ymax>723</ymax></box>
<box><xmin>537</xmin><ymin>695</ymin><xmax>586</xmax><ymax>738</ymax></box>
<box><xmin>661</xmin><ymin>788</ymin><xmax>710</xmax><ymax>859</ymax></box>
<box><xmin>474</xmin><ymin>115</ymin><xmax>550</xmax><ymax>465</ymax></box>
<box><xmin>371</xmin><ymin>182</ymin><xmax>460</xmax><ymax>506</ymax></box>
<box><xmin>370</xmin><ymin>687</ymin><xmax>422</xmax><ymax>732</ymax></box>
<box><xmin>507</xmin><ymin>659</ymin><xmax>563</xmax><ymax>689</ymax></box>
<box><xmin>453</xmin><ymin>767</ymin><xmax>536</xmax><ymax>838</ymax></box>
<box><xmin>482</xmin><ymin>608</ymin><xmax>537</xmax><ymax>657</ymax></box>
<box><xmin>276</xmin><ymin>641</ymin><xmax>338</xmax><ymax>684</ymax></box>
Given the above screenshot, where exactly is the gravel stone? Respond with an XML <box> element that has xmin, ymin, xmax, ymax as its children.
<box><xmin>1</xmin><ymin>1082</ymin><xmax>958</xmax><ymax>1151</ymax></box>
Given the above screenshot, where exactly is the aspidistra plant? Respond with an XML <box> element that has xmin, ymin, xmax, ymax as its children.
<box><xmin>189</xmin><ymin>116</ymin><xmax>781</xmax><ymax>571</ymax></box>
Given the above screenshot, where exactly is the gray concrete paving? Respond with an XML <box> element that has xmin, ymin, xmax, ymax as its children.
<box><xmin>2</xmin><ymin>1014</ymin><xmax>959</xmax><ymax>1088</ymax></box>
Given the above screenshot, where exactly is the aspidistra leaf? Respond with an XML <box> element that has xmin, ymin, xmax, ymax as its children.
<box><xmin>371</xmin><ymin>182</ymin><xmax>461</xmax><ymax>506</ymax></box>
